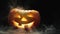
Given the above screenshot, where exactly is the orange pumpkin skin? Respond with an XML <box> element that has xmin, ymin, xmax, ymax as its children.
<box><xmin>8</xmin><ymin>8</ymin><xmax>40</xmax><ymax>29</ymax></box>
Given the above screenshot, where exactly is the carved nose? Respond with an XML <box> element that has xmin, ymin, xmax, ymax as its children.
<box><xmin>21</xmin><ymin>17</ymin><xmax>27</xmax><ymax>22</ymax></box>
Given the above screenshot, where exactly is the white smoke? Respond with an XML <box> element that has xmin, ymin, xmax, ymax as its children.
<box><xmin>0</xmin><ymin>25</ymin><xmax>56</xmax><ymax>34</ymax></box>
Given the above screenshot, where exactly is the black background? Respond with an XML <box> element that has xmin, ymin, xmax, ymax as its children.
<box><xmin>0</xmin><ymin>0</ymin><xmax>60</xmax><ymax>33</ymax></box>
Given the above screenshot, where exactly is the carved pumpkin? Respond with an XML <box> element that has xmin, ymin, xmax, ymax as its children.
<box><xmin>8</xmin><ymin>8</ymin><xmax>40</xmax><ymax>29</ymax></box>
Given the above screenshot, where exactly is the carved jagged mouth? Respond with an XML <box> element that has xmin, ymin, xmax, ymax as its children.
<box><xmin>19</xmin><ymin>21</ymin><xmax>34</xmax><ymax>28</ymax></box>
<box><xmin>12</xmin><ymin>20</ymin><xmax>34</xmax><ymax>29</ymax></box>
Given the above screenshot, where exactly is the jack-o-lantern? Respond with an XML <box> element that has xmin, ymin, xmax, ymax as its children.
<box><xmin>8</xmin><ymin>8</ymin><xmax>40</xmax><ymax>29</ymax></box>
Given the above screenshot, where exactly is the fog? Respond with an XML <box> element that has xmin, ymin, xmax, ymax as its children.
<box><xmin>0</xmin><ymin>25</ymin><xmax>56</xmax><ymax>34</ymax></box>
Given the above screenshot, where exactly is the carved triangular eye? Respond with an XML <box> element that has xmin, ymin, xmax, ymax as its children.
<box><xmin>14</xmin><ymin>14</ymin><xmax>21</xmax><ymax>18</ymax></box>
<box><xmin>27</xmin><ymin>14</ymin><xmax>33</xmax><ymax>17</ymax></box>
